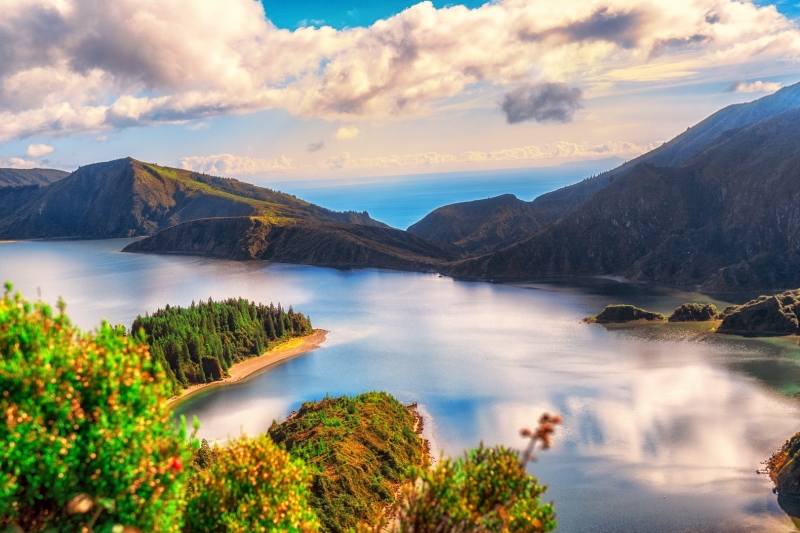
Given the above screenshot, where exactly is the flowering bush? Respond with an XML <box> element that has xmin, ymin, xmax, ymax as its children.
<box><xmin>183</xmin><ymin>434</ymin><xmax>320</xmax><ymax>532</ymax></box>
<box><xmin>0</xmin><ymin>283</ymin><xmax>195</xmax><ymax>532</ymax></box>
<box><xmin>391</xmin><ymin>444</ymin><xmax>556</xmax><ymax>532</ymax></box>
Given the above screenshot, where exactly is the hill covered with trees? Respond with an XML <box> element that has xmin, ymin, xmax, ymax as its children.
<box><xmin>132</xmin><ymin>297</ymin><xmax>312</xmax><ymax>394</ymax></box>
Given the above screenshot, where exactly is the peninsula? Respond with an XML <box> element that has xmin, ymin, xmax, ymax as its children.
<box><xmin>169</xmin><ymin>329</ymin><xmax>328</xmax><ymax>405</ymax></box>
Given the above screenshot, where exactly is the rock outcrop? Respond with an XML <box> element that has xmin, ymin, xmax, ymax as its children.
<box><xmin>591</xmin><ymin>305</ymin><xmax>665</xmax><ymax>324</ymax></box>
<box><xmin>768</xmin><ymin>432</ymin><xmax>800</xmax><ymax>496</ymax></box>
<box><xmin>718</xmin><ymin>289</ymin><xmax>800</xmax><ymax>336</ymax></box>
<box><xmin>668</xmin><ymin>303</ymin><xmax>719</xmax><ymax>322</ymax></box>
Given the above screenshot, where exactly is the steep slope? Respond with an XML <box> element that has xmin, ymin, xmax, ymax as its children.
<box><xmin>0</xmin><ymin>158</ymin><xmax>384</xmax><ymax>239</ymax></box>
<box><xmin>446</xmin><ymin>107</ymin><xmax>800</xmax><ymax>292</ymax></box>
<box><xmin>0</xmin><ymin>168</ymin><xmax>69</xmax><ymax>187</ymax></box>
<box><xmin>123</xmin><ymin>216</ymin><xmax>454</xmax><ymax>271</ymax></box>
<box><xmin>412</xmin><ymin>82</ymin><xmax>800</xmax><ymax>254</ymax></box>
<box><xmin>407</xmin><ymin>194</ymin><xmax>544</xmax><ymax>255</ymax></box>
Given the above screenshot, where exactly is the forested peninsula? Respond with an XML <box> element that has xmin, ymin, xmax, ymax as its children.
<box><xmin>131</xmin><ymin>297</ymin><xmax>312</xmax><ymax>395</ymax></box>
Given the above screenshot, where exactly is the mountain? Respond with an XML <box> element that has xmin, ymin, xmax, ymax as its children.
<box><xmin>0</xmin><ymin>157</ymin><xmax>384</xmax><ymax>239</ymax></box>
<box><xmin>122</xmin><ymin>216</ymin><xmax>454</xmax><ymax>271</ymax></box>
<box><xmin>0</xmin><ymin>168</ymin><xmax>69</xmax><ymax>187</ymax></box>
<box><xmin>446</xmin><ymin>105</ymin><xmax>800</xmax><ymax>292</ymax></box>
<box><xmin>407</xmin><ymin>194</ymin><xmax>544</xmax><ymax>255</ymax></box>
<box><xmin>413</xmin><ymin>82</ymin><xmax>800</xmax><ymax>255</ymax></box>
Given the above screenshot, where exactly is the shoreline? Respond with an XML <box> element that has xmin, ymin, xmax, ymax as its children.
<box><xmin>168</xmin><ymin>329</ymin><xmax>328</xmax><ymax>407</ymax></box>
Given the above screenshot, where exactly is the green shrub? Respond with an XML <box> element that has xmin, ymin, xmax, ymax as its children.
<box><xmin>183</xmin><ymin>434</ymin><xmax>320</xmax><ymax>533</ymax></box>
<box><xmin>0</xmin><ymin>284</ymin><xmax>195</xmax><ymax>532</ymax></box>
<box><xmin>391</xmin><ymin>444</ymin><xmax>556</xmax><ymax>532</ymax></box>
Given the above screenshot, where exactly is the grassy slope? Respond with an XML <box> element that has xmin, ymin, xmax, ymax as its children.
<box><xmin>268</xmin><ymin>392</ymin><xmax>425</xmax><ymax>533</ymax></box>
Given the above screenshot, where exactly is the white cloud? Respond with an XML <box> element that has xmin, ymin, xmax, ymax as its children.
<box><xmin>726</xmin><ymin>80</ymin><xmax>783</xmax><ymax>93</ymax></box>
<box><xmin>0</xmin><ymin>157</ymin><xmax>39</xmax><ymax>169</ymax></box>
<box><xmin>320</xmin><ymin>140</ymin><xmax>656</xmax><ymax>170</ymax></box>
<box><xmin>0</xmin><ymin>0</ymin><xmax>798</xmax><ymax>140</ymax></box>
<box><xmin>25</xmin><ymin>143</ymin><xmax>55</xmax><ymax>157</ymax></box>
<box><xmin>333</xmin><ymin>126</ymin><xmax>360</xmax><ymax>140</ymax></box>
<box><xmin>180</xmin><ymin>154</ymin><xmax>292</xmax><ymax>175</ymax></box>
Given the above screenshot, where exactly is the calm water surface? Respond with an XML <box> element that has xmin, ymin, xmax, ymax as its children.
<box><xmin>2</xmin><ymin>239</ymin><xmax>800</xmax><ymax>532</ymax></box>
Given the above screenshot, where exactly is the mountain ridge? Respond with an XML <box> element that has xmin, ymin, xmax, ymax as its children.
<box><xmin>444</xmin><ymin>104</ymin><xmax>800</xmax><ymax>291</ymax></box>
<box><xmin>0</xmin><ymin>157</ymin><xmax>385</xmax><ymax>240</ymax></box>
<box><xmin>411</xmin><ymin>83</ymin><xmax>800</xmax><ymax>257</ymax></box>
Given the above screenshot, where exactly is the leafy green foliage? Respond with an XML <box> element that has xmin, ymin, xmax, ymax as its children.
<box><xmin>132</xmin><ymin>298</ymin><xmax>312</xmax><ymax>394</ymax></box>
<box><xmin>0</xmin><ymin>283</ymin><xmax>195</xmax><ymax>532</ymax></box>
<box><xmin>183</xmin><ymin>434</ymin><xmax>320</xmax><ymax>533</ymax></box>
<box><xmin>391</xmin><ymin>444</ymin><xmax>556</xmax><ymax>532</ymax></box>
<box><xmin>268</xmin><ymin>393</ymin><xmax>425</xmax><ymax>533</ymax></box>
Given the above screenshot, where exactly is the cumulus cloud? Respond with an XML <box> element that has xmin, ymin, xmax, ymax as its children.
<box><xmin>180</xmin><ymin>154</ymin><xmax>292</xmax><ymax>175</ymax></box>
<box><xmin>320</xmin><ymin>140</ymin><xmax>656</xmax><ymax>170</ymax></box>
<box><xmin>333</xmin><ymin>126</ymin><xmax>359</xmax><ymax>140</ymax></box>
<box><xmin>0</xmin><ymin>157</ymin><xmax>39</xmax><ymax>169</ymax></box>
<box><xmin>0</xmin><ymin>0</ymin><xmax>798</xmax><ymax>140</ymax></box>
<box><xmin>725</xmin><ymin>80</ymin><xmax>783</xmax><ymax>93</ymax></box>
<box><xmin>501</xmin><ymin>83</ymin><xmax>583</xmax><ymax>124</ymax></box>
<box><xmin>25</xmin><ymin>143</ymin><xmax>55</xmax><ymax>157</ymax></box>
<box><xmin>307</xmin><ymin>141</ymin><xmax>325</xmax><ymax>153</ymax></box>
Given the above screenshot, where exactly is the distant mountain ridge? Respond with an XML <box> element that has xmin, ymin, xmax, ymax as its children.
<box><xmin>5</xmin><ymin>83</ymin><xmax>800</xmax><ymax>290</ymax></box>
<box><xmin>441</xmin><ymin>85</ymin><xmax>800</xmax><ymax>291</ymax></box>
<box><xmin>0</xmin><ymin>157</ymin><xmax>384</xmax><ymax>239</ymax></box>
<box><xmin>410</xmin><ymin>83</ymin><xmax>800</xmax><ymax>259</ymax></box>
<box><xmin>0</xmin><ymin>168</ymin><xmax>69</xmax><ymax>187</ymax></box>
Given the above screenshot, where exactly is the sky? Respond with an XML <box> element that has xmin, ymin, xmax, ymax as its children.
<box><xmin>1</xmin><ymin>0</ymin><xmax>800</xmax><ymax>182</ymax></box>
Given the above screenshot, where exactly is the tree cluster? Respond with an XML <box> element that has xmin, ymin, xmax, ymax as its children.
<box><xmin>132</xmin><ymin>298</ymin><xmax>312</xmax><ymax>394</ymax></box>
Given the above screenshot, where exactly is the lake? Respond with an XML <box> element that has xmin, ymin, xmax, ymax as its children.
<box><xmin>2</xmin><ymin>238</ymin><xmax>800</xmax><ymax>531</ymax></box>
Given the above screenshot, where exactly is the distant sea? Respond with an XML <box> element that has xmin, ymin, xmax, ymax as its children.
<box><xmin>260</xmin><ymin>158</ymin><xmax>624</xmax><ymax>229</ymax></box>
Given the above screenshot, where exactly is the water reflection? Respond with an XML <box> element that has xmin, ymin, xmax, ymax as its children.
<box><xmin>1</xmin><ymin>239</ymin><xmax>798</xmax><ymax>532</ymax></box>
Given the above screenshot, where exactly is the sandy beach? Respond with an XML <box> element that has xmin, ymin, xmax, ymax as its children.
<box><xmin>168</xmin><ymin>329</ymin><xmax>328</xmax><ymax>406</ymax></box>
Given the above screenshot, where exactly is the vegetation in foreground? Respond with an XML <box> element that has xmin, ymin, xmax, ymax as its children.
<box><xmin>1</xmin><ymin>285</ymin><xmax>558</xmax><ymax>532</ymax></box>
<box><xmin>132</xmin><ymin>298</ymin><xmax>312</xmax><ymax>394</ymax></box>
<box><xmin>388</xmin><ymin>415</ymin><xmax>560</xmax><ymax>533</ymax></box>
<box><xmin>0</xmin><ymin>283</ymin><xmax>195</xmax><ymax>532</ymax></box>
<box><xmin>268</xmin><ymin>393</ymin><xmax>425</xmax><ymax>533</ymax></box>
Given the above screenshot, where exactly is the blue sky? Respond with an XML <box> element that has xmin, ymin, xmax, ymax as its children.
<box><xmin>1</xmin><ymin>0</ymin><xmax>800</xmax><ymax>181</ymax></box>
<box><xmin>261</xmin><ymin>0</ymin><xmax>800</xmax><ymax>28</ymax></box>
<box><xmin>262</xmin><ymin>0</ymin><xmax>487</xmax><ymax>29</ymax></box>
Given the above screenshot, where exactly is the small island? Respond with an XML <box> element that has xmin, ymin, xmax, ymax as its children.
<box><xmin>587</xmin><ymin>303</ymin><xmax>720</xmax><ymax>324</ymax></box>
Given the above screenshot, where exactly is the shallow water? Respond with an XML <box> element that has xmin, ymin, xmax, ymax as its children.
<box><xmin>2</xmin><ymin>239</ymin><xmax>800</xmax><ymax>532</ymax></box>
